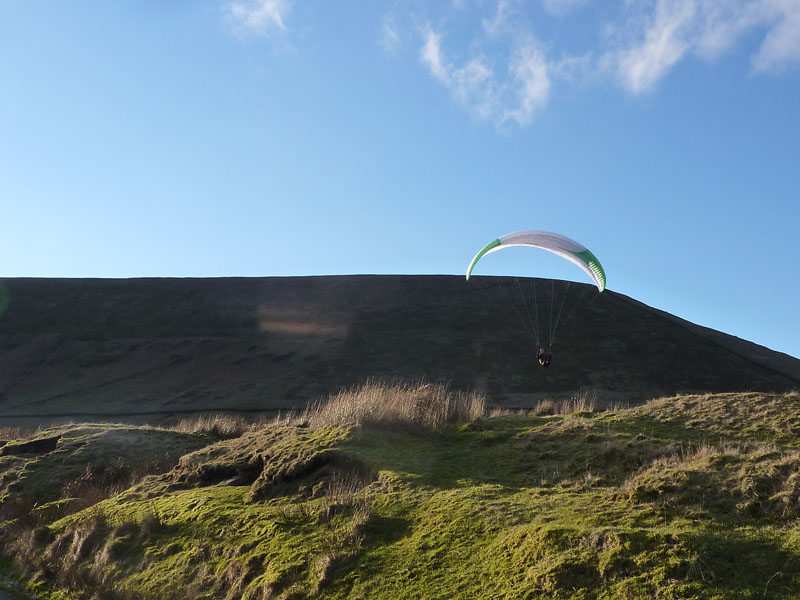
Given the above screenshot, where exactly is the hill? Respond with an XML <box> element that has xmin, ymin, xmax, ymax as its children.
<box><xmin>3</xmin><ymin>386</ymin><xmax>800</xmax><ymax>599</ymax></box>
<box><xmin>0</xmin><ymin>276</ymin><xmax>798</xmax><ymax>426</ymax></box>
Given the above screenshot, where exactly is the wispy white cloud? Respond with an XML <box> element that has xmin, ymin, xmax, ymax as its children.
<box><xmin>605</xmin><ymin>0</ymin><xmax>800</xmax><ymax>93</ymax></box>
<box><xmin>420</xmin><ymin>27</ymin><xmax>499</xmax><ymax>117</ymax></box>
<box><xmin>226</xmin><ymin>0</ymin><xmax>291</xmax><ymax>36</ymax></box>
<box><xmin>607</xmin><ymin>0</ymin><xmax>697</xmax><ymax>95</ymax></box>
<box><xmin>505</xmin><ymin>40</ymin><xmax>551</xmax><ymax>125</ymax></box>
<box><xmin>751</xmin><ymin>0</ymin><xmax>800</xmax><ymax>72</ymax></box>
<box><xmin>420</xmin><ymin>28</ymin><xmax>451</xmax><ymax>83</ymax></box>
<box><xmin>221</xmin><ymin>0</ymin><xmax>800</xmax><ymax>118</ymax></box>
<box><xmin>420</xmin><ymin>26</ymin><xmax>551</xmax><ymax>127</ymax></box>
<box><xmin>452</xmin><ymin>58</ymin><xmax>499</xmax><ymax>119</ymax></box>
<box><xmin>379</xmin><ymin>16</ymin><xmax>402</xmax><ymax>55</ymax></box>
<box><xmin>693</xmin><ymin>1</ymin><xmax>761</xmax><ymax>60</ymax></box>
<box><xmin>482</xmin><ymin>0</ymin><xmax>517</xmax><ymax>36</ymax></box>
<box><xmin>388</xmin><ymin>0</ymin><xmax>800</xmax><ymax>126</ymax></box>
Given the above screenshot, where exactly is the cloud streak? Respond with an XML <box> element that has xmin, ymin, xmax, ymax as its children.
<box><xmin>408</xmin><ymin>0</ymin><xmax>800</xmax><ymax>126</ymax></box>
<box><xmin>226</xmin><ymin>0</ymin><xmax>291</xmax><ymax>36</ymax></box>
<box><xmin>505</xmin><ymin>40</ymin><xmax>551</xmax><ymax>125</ymax></box>
<box><xmin>605</xmin><ymin>0</ymin><xmax>800</xmax><ymax>94</ymax></box>
<box><xmin>420</xmin><ymin>26</ymin><xmax>551</xmax><ymax>127</ymax></box>
<box><xmin>751</xmin><ymin>0</ymin><xmax>800</xmax><ymax>72</ymax></box>
<box><xmin>607</xmin><ymin>0</ymin><xmax>698</xmax><ymax>95</ymax></box>
<box><xmin>379</xmin><ymin>16</ymin><xmax>402</xmax><ymax>54</ymax></box>
<box><xmin>220</xmin><ymin>0</ymin><xmax>800</xmax><ymax>127</ymax></box>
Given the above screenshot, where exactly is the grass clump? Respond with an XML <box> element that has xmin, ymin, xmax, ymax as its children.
<box><xmin>305</xmin><ymin>380</ymin><xmax>486</xmax><ymax>430</ymax></box>
<box><xmin>169</xmin><ymin>414</ymin><xmax>253</xmax><ymax>438</ymax></box>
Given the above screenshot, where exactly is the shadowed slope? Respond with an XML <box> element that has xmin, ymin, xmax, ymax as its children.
<box><xmin>0</xmin><ymin>276</ymin><xmax>797</xmax><ymax>424</ymax></box>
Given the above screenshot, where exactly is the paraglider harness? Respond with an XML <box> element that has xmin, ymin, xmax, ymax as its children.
<box><xmin>537</xmin><ymin>347</ymin><xmax>552</xmax><ymax>367</ymax></box>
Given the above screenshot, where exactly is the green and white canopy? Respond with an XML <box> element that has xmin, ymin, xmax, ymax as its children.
<box><xmin>466</xmin><ymin>230</ymin><xmax>606</xmax><ymax>292</ymax></box>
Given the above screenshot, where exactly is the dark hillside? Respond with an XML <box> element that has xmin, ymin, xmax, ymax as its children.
<box><xmin>0</xmin><ymin>276</ymin><xmax>797</xmax><ymax>424</ymax></box>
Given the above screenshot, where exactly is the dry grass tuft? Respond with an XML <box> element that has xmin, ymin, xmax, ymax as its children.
<box><xmin>0</xmin><ymin>426</ymin><xmax>23</xmax><ymax>441</ymax></box>
<box><xmin>487</xmin><ymin>407</ymin><xmax>512</xmax><ymax>418</ymax></box>
<box><xmin>533</xmin><ymin>399</ymin><xmax>558</xmax><ymax>416</ymax></box>
<box><xmin>305</xmin><ymin>381</ymin><xmax>486</xmax><ymax>430</ymax></box>
<box><xmin>533</xmin><ymin>389</ymin><xmax>597</xmax><ymax>416</ymax></box>
<box><xmin>169</xmin><ymin>414</ymin><xmax>252</xmax><ymax>438</ymax></box>
<box><xmin>567</xmin><ymin>387</ymin><xmax>598</xmax><ymax>412</ymax></box>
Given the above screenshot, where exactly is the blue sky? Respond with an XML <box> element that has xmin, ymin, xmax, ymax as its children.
<box><xmin>1</xmin><ymin>1</ymin><xmax>799</xmax><ymax>359</ymax></box>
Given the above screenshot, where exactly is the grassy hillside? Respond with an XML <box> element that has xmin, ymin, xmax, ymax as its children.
<box><xmin>1</xmin><ymin>276</ymin><xmax>799</xmax><ymax>426</ymax></box>
<box><xmin>3</xmin><ymin>385</ymin><xmax>800</xmax><ymax>599</ymax></box>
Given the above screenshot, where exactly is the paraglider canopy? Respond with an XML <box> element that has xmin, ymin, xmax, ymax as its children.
<box><xmin>466</xmin><ymin>230</ymin><xmax>606</xmax><ymax>292</ymax></box>
<box><xmin>466</xmin><ymin>230</ymin><xmax>607</xmax><ymax>358</ymax></box>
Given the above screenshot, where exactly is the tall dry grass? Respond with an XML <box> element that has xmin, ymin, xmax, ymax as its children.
<box><xmin>0</xmin><ymin>426</ymin><xmax>23</xmax><ymax>441</ymax></box>
<box><xmin>168</xmin><ymin>414</ymin><xmax>253</xmax><ymax>437</ymax></box>
<box><xmin>533</xmin><ymin>388</ymin><xmax>598</xmax><ymax>416</ymax></box>
<box><xmin>305</xmin><ymin>381</ymin><xmax>486</xmax><ymax>430</ymax></box>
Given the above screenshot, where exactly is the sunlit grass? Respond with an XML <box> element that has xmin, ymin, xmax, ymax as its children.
<box><xmin>304</xmin><ymin>380</ymin><xmax>486</xmax><ymax>430</ymax></box>
<box><xmin>5</xmin><ymin>390</ymin><xmax>800</xmax><ymax>599</ymax></box>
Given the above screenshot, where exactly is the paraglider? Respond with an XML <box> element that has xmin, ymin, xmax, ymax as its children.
<box><xmin>466</xmin><ymin>230</ymin><xmax>606</xmax><ymax>367</ymax></box>
<box><xmin>537</xmin><ymin>347</ymin><xmax>552</xmax><ymax>368</ymax></box>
